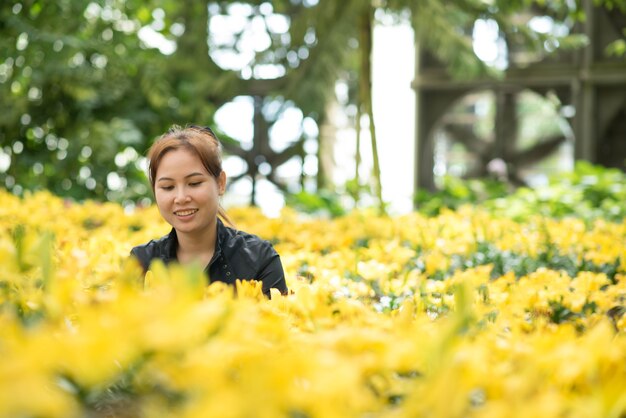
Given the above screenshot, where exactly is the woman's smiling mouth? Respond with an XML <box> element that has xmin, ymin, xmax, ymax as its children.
<box><xmin>174</xmin><ymin>209</ymin><xmax>198</xmax><ymax>217</ymax></box>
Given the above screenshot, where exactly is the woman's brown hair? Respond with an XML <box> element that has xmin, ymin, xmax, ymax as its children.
<box><xmin>147</xmin><ymin>124</ymin><xmax>234</xmax><ymax>226</ymax></box>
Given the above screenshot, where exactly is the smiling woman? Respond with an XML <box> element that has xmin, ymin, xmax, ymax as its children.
<box><xmin>130</xmin><ymin>125</ymin><xmax>288</xmax><ymax>298</ymax></box>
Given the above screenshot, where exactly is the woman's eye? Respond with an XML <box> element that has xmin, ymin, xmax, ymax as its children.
<box><xmin>160</xmin><ymin>186</ymin><xmax>174</xmax><ymax>191</ymax></box>
<box><xmin>189</xmin><ymin>182</ymin><xmax>202</xmax><ymax>187</ymax></box>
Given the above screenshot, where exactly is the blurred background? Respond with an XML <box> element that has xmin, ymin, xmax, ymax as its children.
<box><xmin>1</xmin><ymin>0</ymin><xmax>625</xmax><ymax>217</ymax></box>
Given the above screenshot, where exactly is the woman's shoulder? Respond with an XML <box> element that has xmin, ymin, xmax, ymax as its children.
<box><xmin>219</xmin><ymin>223</ymin><xmax>277</xmax><ymax>259</ymax></box>
<box><xmin>130</xmin><ymin>231</ymin><xmax>176</xmax><ymax>269</ymax></box>
<box><xmin>131</xmin><ymin>235</ymin><xmax>165</xmax><ymax>255</ymax></box>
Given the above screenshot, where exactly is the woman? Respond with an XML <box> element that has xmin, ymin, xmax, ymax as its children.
<box><xmin>131</xmin><ymin>125</ymin><xmax>288</xmax><ymax>298</ymax></box>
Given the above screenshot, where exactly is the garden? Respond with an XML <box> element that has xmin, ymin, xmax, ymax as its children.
<box><xmin>1</xmin><ymin>162</ymin><xmax>624</xmax><ymax>418</ymax></box>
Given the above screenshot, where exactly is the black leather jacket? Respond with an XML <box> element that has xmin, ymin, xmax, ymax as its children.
<box><xmin>130</xmin><ymin>219</ymin><xmax>287</xmax><ymax>297</ymax></box>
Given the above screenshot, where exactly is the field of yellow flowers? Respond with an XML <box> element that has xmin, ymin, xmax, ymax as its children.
<box><xmin>1</xmin><ymin>189</ymin><xmax>625</xmax><ymax>418</ymax></box>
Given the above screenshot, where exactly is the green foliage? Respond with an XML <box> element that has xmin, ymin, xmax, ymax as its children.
<box><xmin>0</xmin><ymin>0</ymin><xmax>355</xmax><ymax>206</ymax></box>
<box><xmin>285</xmin><ymin>189</ymin><xmax>346</xmax><ymax>218</ymax></box>
<box><xmin>416</xmin><ymin>162</ymin><xmax>626</xmax><ymax>223</ymax></box>
<box><xmin>606</xmin><ymin>37</ymin><xmax>626</xmax><ymax>56</ymax></box>
<box><xmin>448</xmin><ymin>241</ymin><xmax>620</xmax><ymax>283</ymax></box>
<box><xmin>2</xmin><ymin>0</ymin><xmax>624</xmax><ymax>209</ymax></box>
<box><xmin>414</xmin><ymin>176</ymin><xmax>510</xmax><ymax>216</ymax></box>
<box><xmin>486</xmin><ymin>161</ymin><xmax>626</xmax><ymax>222</ymax></box>
<box><xmin>0</xmin><ymin>0</ymin><xmax>185</xmax><ymax>203</ymax></box>
<box><xmin>595</xmin><ymin>0</ymin><xmax>626</xmax><ymax>13</ymax></box>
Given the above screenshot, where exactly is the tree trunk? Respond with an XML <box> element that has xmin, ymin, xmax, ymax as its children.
<box><xmin>250</xmin><ymin>95</ymin><xmax>264</xmax><ymax>206</ymax></box>
<box><xmin>359</xmin><ymin>5</ymin><xmax>385</xmax><ymax>214</ymax></box>
<box><xmin>353</xmin><ymin>102</ymin><xmax>362</xmax><ymax>204</ymax></box>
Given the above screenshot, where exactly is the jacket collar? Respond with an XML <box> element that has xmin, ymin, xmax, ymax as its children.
<box><xmin>163</xmin><ymin>218</ymin><xmax>228</xmax><ymax>264</ymax></box>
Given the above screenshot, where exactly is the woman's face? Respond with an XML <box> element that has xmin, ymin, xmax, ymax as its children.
<box><xmin>154</xmin><ymin>148</ymin><xmax>225</xmax><ymax>237</ymax></box>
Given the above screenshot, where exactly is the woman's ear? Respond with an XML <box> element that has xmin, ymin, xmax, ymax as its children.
<box><xmin>218</xmin><ymin>171</ymin><xmax>226</xmax><ymax>196</ymax></box>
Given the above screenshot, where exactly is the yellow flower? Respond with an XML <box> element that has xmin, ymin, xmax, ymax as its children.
<box><xmin>2</xmin><ymin>189</ymin><xmax>626</xmax><ymax>418</ymax></box>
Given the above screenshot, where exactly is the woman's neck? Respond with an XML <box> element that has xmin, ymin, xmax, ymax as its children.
<box><xmin>175</xmin><ymin>222</ymin><xmax>217</xmax><ymax>265</ymax></box>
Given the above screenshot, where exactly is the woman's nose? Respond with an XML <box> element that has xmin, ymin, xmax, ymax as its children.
<box><xmin>174</xmin><ymin>187</ymin><xmax>190</xmax><ymax>203</ymax></box>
